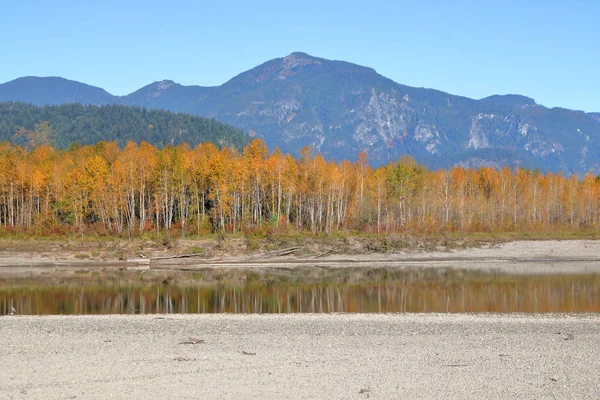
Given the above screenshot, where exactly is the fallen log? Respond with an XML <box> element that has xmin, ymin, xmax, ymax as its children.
<box><xmin>249</xmin><ymin>247</ymin><xmax>301</xmax><ymax>260</ymax></box>
<box><xmin>312</xmin><ymin>249</ymin><xmax>333</xmax><ymax>258</ymax></box>
<box><xmin>264</xmin><ymin>247</ymin><xmax>301</xmax><ymax>258</ymax></box>
<box><xmin>150</xmin><ymin>253</ymin><xmax>205</xmax><ymax>261</ymax></box>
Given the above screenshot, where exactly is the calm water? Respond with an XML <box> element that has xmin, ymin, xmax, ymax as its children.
<box><xmin>2</xmin><ymin>268</ymin><xmax>600</xmax><ymax>315</ymax></box>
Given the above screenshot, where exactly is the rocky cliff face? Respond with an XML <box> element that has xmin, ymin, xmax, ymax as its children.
<box><xmin>1</xmin><ymin>53</ymin><xmax>599</xmax><ymax>173</ymax></box>
<box><xmin>172</xmin><ymin>52</ymin><xmax>598</xmax><ymax>173</ymax></box>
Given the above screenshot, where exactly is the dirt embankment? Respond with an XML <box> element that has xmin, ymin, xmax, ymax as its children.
<box><xmin>2</xmin><ymin>234</ymin><xmax>600</xmax><ymax>263</ymax></box>
<box><xmin>0</xmin><ymin>234</ymin><xmax>477</xmax><ymax>264</ymax></box>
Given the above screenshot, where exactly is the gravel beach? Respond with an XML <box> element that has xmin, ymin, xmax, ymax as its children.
<box><xmin>1</xmin><ymin>314</ymin><xmax>600</xmax><ymax>399</ymax></box>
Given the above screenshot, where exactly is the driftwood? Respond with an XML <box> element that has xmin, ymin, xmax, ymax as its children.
<box><xmin>312</xmin><ymin>249</ymin><xmax>333</xmax><ymax>258</ymax></box>
<box><xmin>269</xmin><ymin>247</ymin><xmax>300</xmax><ymax>257</ymax></box>
<box><xmin>151</xmin><ymin>253</ymin><xmax>205</xmax><ymax>261</ymax></box>
<box><xmin>249</xmin><ymin>247</ymin><xmax>300</xmax><ymax>260</ymax></box>
<box><xmin>241</xmin><ymin>351</ymin><xmax>256</xmax><ymax>356</ymax></box>
<box><xmin>264</xmin><ymin>247</ymin><xmax>300</xmax><ymax>258</ymax></box>
<box><xmin>180</xmin><ymin>337</ymin><xmax>205</xmax><ymax>345</ymax></box>
<box><xmin>173</xmin><ymin>356</ymin><xmax>196</xmax><ymax>362</ymax></box>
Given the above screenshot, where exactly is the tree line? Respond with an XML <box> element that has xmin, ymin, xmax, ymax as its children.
<box><xmin>0</xmin><ymin>138</ymin><xmax>599</xmax><ymax>236</ymax></box>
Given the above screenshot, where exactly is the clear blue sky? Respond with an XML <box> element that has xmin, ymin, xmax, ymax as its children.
<box><xmin>1</xmin><ymin>0</ymin><xmax>598</xmax><ymax>111</ymax></box>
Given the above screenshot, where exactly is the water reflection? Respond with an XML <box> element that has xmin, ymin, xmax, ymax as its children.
<box><xmin>2</xmin><ymin>270</ymin><xmax>600</xmax><ymax>315</ymax></box>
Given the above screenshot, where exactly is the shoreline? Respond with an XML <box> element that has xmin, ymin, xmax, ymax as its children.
<box><xmin>1</xmin><ymin>240</ymin><xmax>600</xmax><ymax>282</ymax></box>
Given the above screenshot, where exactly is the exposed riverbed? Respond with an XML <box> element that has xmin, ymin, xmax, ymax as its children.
<box><xmin>2</xmin><ymin>314</ymin><xmax>599</xmax><ymax>399</ymax></box>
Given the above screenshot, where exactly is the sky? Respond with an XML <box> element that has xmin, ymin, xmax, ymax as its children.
<box><xmin>1</xmin><ymin>0</ymin><xmax>598</xmax><ymax>112</ymax></box>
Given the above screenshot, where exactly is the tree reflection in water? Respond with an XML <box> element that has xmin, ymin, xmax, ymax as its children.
<box><xmin>2</xmin><ymin>270</ymin><xmax>600</xmax><ymax>315</ymax></box>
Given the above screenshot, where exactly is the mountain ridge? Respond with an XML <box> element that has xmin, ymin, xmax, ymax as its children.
<box><xmin>1</xmin><ymin>52</ymin><xmax>598</xmax><ymax>173</ymax></box>
<box><xmin>2</xmin><ymin>54</ymin><xmax>593</xmax><ymax>113</ymax></box>
<box><xmin>0</xmin><ymin>76</ymin><xmax>115</xmax><ymax>106</ymax></box>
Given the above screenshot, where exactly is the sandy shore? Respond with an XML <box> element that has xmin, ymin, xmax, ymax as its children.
<box><xmin>1</xmin><ymin>314</ymin><xmax>599</xmax><ymax>399</ymax></box>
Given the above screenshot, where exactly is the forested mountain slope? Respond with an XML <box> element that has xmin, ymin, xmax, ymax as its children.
<box><xmin>0</xmin><ymin>102</ymin><xmax>249</xmax><ymax>149</ymax></box>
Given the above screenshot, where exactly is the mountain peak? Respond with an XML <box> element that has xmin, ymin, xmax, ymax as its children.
<box><xmin>149</xmin><ymin>80</ymin><xmax>175</xmax><ymax>97</ymax></box>
<box><xmin>277</xmin><ymin>52</ymin><xmax>323</xmax><ymax>80</ymax></box>
<box><xmin>157</xmin><ymin>79</ymin><xmax>174</xmax><ymax>88</ymax></box>
<box><xmin>0</xmin><ymin>76</ymin><xmax>114</xmax><ymax>106</ymax></box>
<box><xmin>285</xmin><ymin>51</ymin><xmax>313</xmax><ymax>59</ymax></box>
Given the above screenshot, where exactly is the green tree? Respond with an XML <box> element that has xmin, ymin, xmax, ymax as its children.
<box><xmin>387</xmin><ymin>155</ymin><xmax>426</xmax><ymax>227</ymax></box>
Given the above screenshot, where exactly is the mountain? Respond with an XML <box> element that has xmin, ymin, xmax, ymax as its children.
<box><xmin>121</xmin><ymin>80</ymin><xmax>212</xmax><ymax>112</ymax></box>
<box><xmin>2</xmin><ymin>53</ymin><xmax>599</xmax><ymax>173</ymax></box>
<box><xmin>0</xmin><ymin>77</ymin><xmax>116</xmax><ymax>106</ymax></box>
<box><xmin>0</xmin><ymin>102</ymin><xmax>249</xmax><ymax>150</ymax></box>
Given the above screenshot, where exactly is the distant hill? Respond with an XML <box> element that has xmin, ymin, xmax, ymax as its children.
<box><xmin>0</xmin><ymin>77</ymin><xmax>116</xmax><ymax>106</ymax></box>
<box><xmin>121</xmin><ymin>80</ymin><xmax>212</xmax><ymax>112</ymax></box>
<box><xmin>2</xmin><ymin>53</ymin><xmax>600</xmax><ymax>173</ymax></box>
<box><xmin>0</xmin><ymin>102</ymin><xmax>249</xmax><ymax>150</ymax></box>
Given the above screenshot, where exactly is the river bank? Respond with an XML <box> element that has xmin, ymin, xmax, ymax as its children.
<box><xmin>1</xmin><ymin>239</ymin><xmax>600</xmax><ymax>284</ymax></box>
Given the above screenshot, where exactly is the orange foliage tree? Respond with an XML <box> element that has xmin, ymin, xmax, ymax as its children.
<box><xmin>0</xmin><ymin>138</ymin><xmax>599</xmax><ymax>236</ymax></box>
